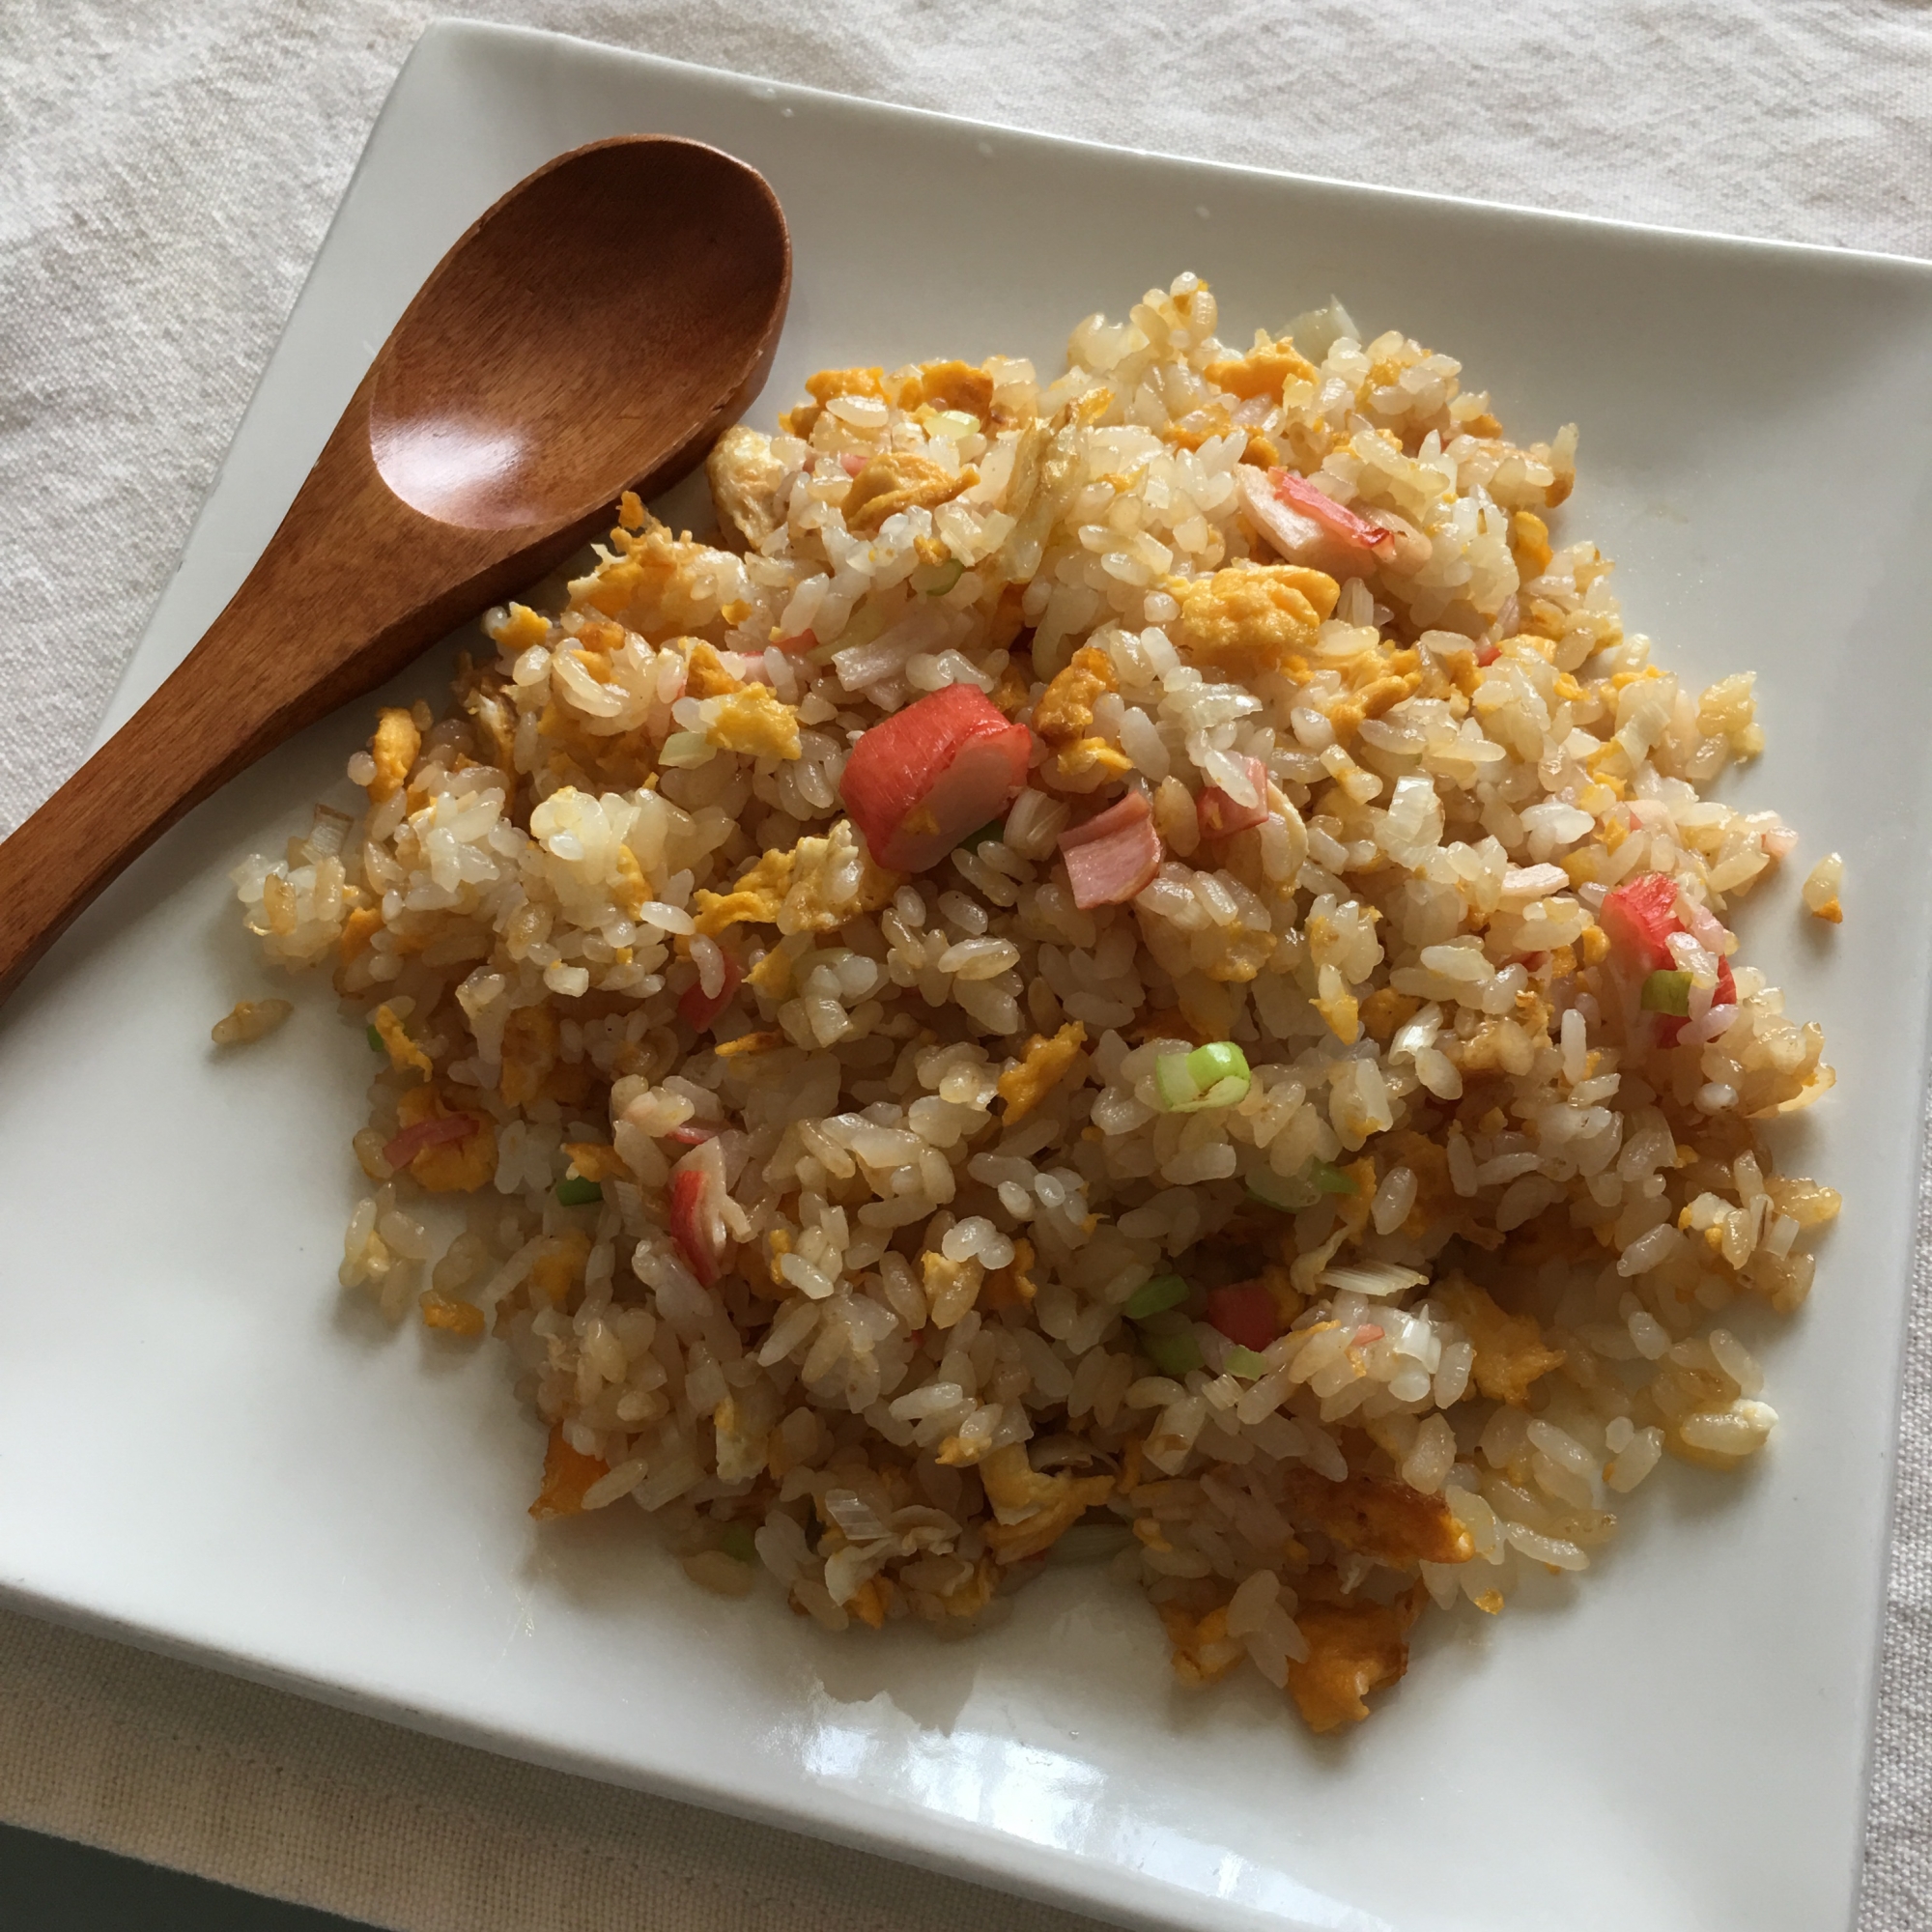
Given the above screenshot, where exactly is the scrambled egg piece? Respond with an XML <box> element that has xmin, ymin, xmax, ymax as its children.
<box><xmin>706</xmin><ymin>424</ymin><xmax>789</xmax><ymax>550</ymax></box>
<box><xmin>680</xmin><ymin>639</ymin><xmax>743</xmax><ymax>699</ymax></box>
<box><xmin>979</xmin><ymin>1236</ymin><xmax>1037</xmax><ymax>1312</ymax></box>
<box><xmin>807</xmin><ymin>365</ymin><xmax>887</xmax><ymax>404</ymax></box>
<box><xmin>713</xmin><ymin>1029</ymin><xmax>785</xmax><ymax>1058</ymax></box>
<box><xmin>1032</xmin><ymin>644</ymin><xmax>1125</xmax><ymax>778</ymax></box>
<box><xmin>338</xmin><ymin>905</ymin><xmax>382</xmax><ymax>966</ymax></box>
<box><xmin>693</xmin><ymin>822</ymin><xmax>898</xmax><ymax>936</ymax></box>
<box><xmin>1510</xmin><ymin>510</ymin><xmax>1552</xmax><ymax>579</ymax></box>
<box><xmin>706</xmin><ymin>683</ymin><xmax>802</xmax><ymax>761</ymax></box>
<box><xmin>569</xmin><ymin>514</ymin><xmax>725</xmax><ymax>636</ymax></box>
<box><xmin>1357</xmin><ymin>987</ymin><xmax>1422</xmax><ymax>1045</ymax></box>
<box><xmin>988</xmin><ymin>650</ymin><xmax>1032</xmax><ymax>715</ymax></box>
<box><xmin>845</xmin><ymin>1576</ymin><xmax>892</xmax><ymax>1630</ymax></box>
<box><xmin>1281</xmin><ymin>1467</ymin><xmax>1473</xmax><ymax>1568</ymax></box>
<box><xmin>528</xmin><ymin>1422</ymin><xmax>607</xmax><ymax>1520</ymax></box>
<box><xmin>1432</xmin><ymin>1276</ymin><xmax>1566</xmax><ymax>1406</ymax></box>
<box><xmin>371</xmin><ymin>1003</ymin><xmax>432</xmax><ymax>1079</ymax></box>
<box><xmin>367</xmin><ymin>707</ymin><xmax>420</xmax><ymax>805</ymax></box>
<box><xmin>393</xmin><ymin>1085</ymin><xmax>497</xmax><ymax>1192</ymax></box>
<box><xmin>608</xmin><ymin>844</ymin><xmax>649</xmax><ymax>922</ymax></box>
<box><xmin>1056</xmin><ymin>735</ymin><xmax>1132</xmax><ymax>781</ymax></box>
<box><xmin>997</xmin><ymin>1021</ymin><xmax>1088</xmax><ymax>1123</ymax></box>
<box><xmin>1171</xmin><ymin>564</ymin><xmax>1339</xmax><ymax>680</ymax></box>
<box><xmin>693</xmin><ymin>847</ymin><xmax>793</xmax><ymax>934</ymax></box>
<box><xmin>937</xmin><ymin>1553</ymin><xmax>999</xmax><ymax>1619</ymax></box>
<box><xmin>917</xmin><ymin>359</ymin><xmax>995</xmax><ymax>418</ymax></box>
<box><xmin>1313</xmin><ymin>984</ymin><xmax>1359</xmax><ymax>1044</ymax></box>
<box><xmin>489</xmin><ymin>602</ymin><xmax>551</xmax><ymax>652</ymax></box>
<box><xmin>1158</xmin><ymin>1600</ymin><xmax>1248</xmax><ymax>1687</ymax></box>
<box><xmin>1204</xmin><ymin>330</ymin><xmax>1317</xmax><ymax>401</ymax></box>
<box><xmin>561</xmin><ymin>1140</ymin><xmax>628</xmax><ymax>1183</ymax></box>
<box><xmin>843</xmin><ymin>451</ymin><xmax>976</xmax><ymax>534</ymax></box>
<box><xmin>499</xmin><ymin>1006</ymin><xmax>557</xmax><ymax>1107</ymax></box>
<box><xmin>529</xmin><ymin>1229</ymin><xmax>592</xmax><ymax>1307</ymax></box>
<box><xmin>1286</xmin><ymin>1584</ymin><xmax>1424</xmax><ymax>1733</ymax></box>
<box><xmin>419</xmin><ymin>1292</ymin><xmax>485</xmax><ymax>1337</ymax></box>
<box><xmin>921</xmin><ymin>1251</ymin><xmax>983</xmax><ymax>1330</ymax></box>
<box><xmin>977</xmin><ymin>1444</ymin><xmax>1114</xmax><ymax>1563</ymax></box>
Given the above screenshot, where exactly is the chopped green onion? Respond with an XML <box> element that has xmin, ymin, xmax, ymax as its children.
<box><xmin>555</xmin><ymin>1175</ymin><xmax>604</xmax><ymax>1207</ymax></box>
<box><xmin>1144</xmin><ymin>1328</ymin><xmax>1204</xmax><ymax>1378</ymax></box>
<box><xmin>1222</xmin><ymin>1346</ymin><xmax>1270</xmax><ymax>1379</ymax></box>
<box><xmin>1154</xmin><ymin>1053</ymin><xmax>1200</xmax><ymax>1111</ymax></box>
<box><xmin>958</xmin><ymin>819</ymin><xmax>1005</xmax><ymax>854</ymax></box>
<box><xmin>1245</xmin><ymin>1169</ymin><xmax>1323</xmax><ymax>1213</ymax></box>
<box><xmin>1124</xmin><ymin>1273</ymin><xmax>1188</xmax><ymax>1320</ymax></box>
<box><xmin>1308</xmin><ymin>1157</ymin><xmax>1357</xmax><ymax>1196</ymax></box>
<box><xmin>1641</xmin><ymin>969</ymin><xmax>1693</xmax><ymax>1016</ymax></box>
<box><xmin>912</xmin><ymin>556</ymin><xmax>966</xmax><ymax>596</ymax></box>
<box><xmin>366</xmin><ymin>1023</ymin><xmax>384</xmax><ymax>1051</ymax></box>
<box><xmin>720</xmin><ymin>1521</ymin><xmax>757</xmax><ymax>1564</ymax></box>
<box><xmin>1187</xmin><ymin>1040</ymin><xmax>1248</xmax><ymax>1089</ymax></box>
<box><xmin>1155</xmin><ymin>1040</ymin><xmax>1252</xmax><ymax>1113</ymax></box>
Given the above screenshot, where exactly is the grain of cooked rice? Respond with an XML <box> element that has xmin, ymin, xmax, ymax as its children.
<box><xmin>232</xmin><ymin>274</ymin><xmax>1838</xmax><ymax>1734</ymax></box>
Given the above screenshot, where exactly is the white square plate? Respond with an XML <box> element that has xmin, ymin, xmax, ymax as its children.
<box><xmin>4</xmin><ymin>21</ymin><xmax>1929</xmax><ymax>1931</ymax></box>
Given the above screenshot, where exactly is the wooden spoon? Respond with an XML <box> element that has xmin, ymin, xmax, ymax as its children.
<box><xmin>0</xmin><ymin>135</ymin><xmax>789</xmax><ymax>1004</ymax></box>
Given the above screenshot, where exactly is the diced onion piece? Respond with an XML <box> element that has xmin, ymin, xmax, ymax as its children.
<box><xmin>660</xmin><ymin>730</ymin><xmax>716</xmax><ymax>769</ymax></box>
<box><xmin>838</xmin><ymin>683</ymin><xmax>1033</xmax><ymax>871</ymax></box>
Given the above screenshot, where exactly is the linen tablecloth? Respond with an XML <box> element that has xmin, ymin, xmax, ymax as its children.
<box><xmin>3</xmin><ymin>4</ymin><xmax>1929</xmax><ymax>1926</ymax></box>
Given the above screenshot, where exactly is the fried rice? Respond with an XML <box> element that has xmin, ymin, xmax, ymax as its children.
<box><xmin>231</xmin><ymin>273</ymin><xmax>1840</xmax><ymax>1734</ymax></box>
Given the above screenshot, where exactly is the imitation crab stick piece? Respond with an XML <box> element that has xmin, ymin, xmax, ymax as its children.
<box><xmin>1196</xmin><ymin>755</ymin><xmax>1271</xmax><ymax>839</ymax></box>
<box><xmin>1271</xmin><ymin>469</ymin><xmax>1395</xmax><ymax>556</ymax></box>
<box><xmin>1058</xmin><ymin>790</ymin><xmax>1164</xmax><ymax>909</ymax></box>
<box><xmin>1601</xmin><ymin>870</ymin><xmax>1734</xmax><ymax>1045</ymax></box>
<box><xmin>1236</xmin><ymin>464</ymin><xmax>1395</xmax><ymax>573</ymax></box>
<box><xmin>1205</xmin><ymin>1281</ymin><xmax>1279</xmax><ymax>1352</ymax></box>
<box><xmin>381</xmin><ymin>1111</ymin><xmax>478</xmax><ymax>1169</ymax></box>
<box><xmin>838</xmin><ymin>682</ymin><xmax>1033</xmax><ymax>871</ymax></box>
<box><xmin>668</xmin><ymin>1161</ymin><xmax>728</xmax><ymax>1286</ymax></box>
<box><xmin>677</xmin><ymin>949</ymin><xmax>742</xmax><ymax>1031</ymax></box>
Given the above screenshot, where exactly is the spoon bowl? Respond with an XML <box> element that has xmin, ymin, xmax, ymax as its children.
<box><xmin>370</xmin><ymin>139</ymin><xmax>788</xmax><ymax>528</ymax></box>
<box><xmin>0</xmin><ymin>135</ymin><xmax>790</xmax><ymax>1005</ymax></box>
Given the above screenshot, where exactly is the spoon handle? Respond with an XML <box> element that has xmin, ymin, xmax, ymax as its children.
<box><xmin>0</xmin><ymin>379</ymin><xmax>511</xmax><ymax>1005</ymax></box>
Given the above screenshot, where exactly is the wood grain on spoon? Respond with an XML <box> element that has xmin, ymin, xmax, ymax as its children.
<box><xmin>0</xmin><ymin>135</ymin><xmax>789</xmax><ymax>1006</ymax></box>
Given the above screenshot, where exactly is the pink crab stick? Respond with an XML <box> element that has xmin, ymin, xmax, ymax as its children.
<box><xmin>839</xmin><ymin>682</ymin><xmax>1033</xmax><ymax>872</ymax></box>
